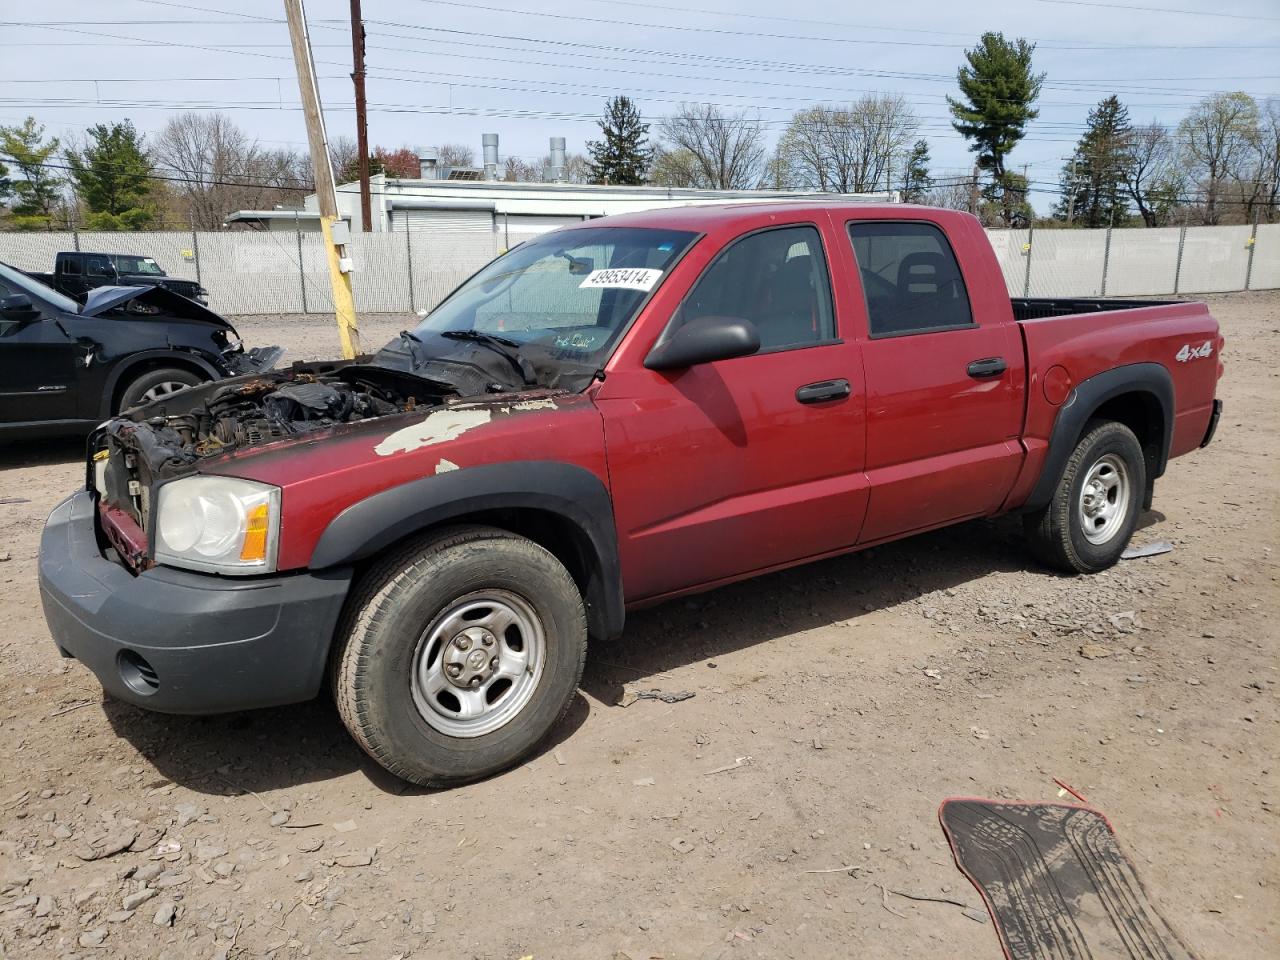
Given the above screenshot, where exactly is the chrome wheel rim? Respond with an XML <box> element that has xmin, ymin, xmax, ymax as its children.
<box><xmin>410</xmin><ymin>590</ymin><xmax>545</xmax><ymax>738</ymax></box>
<box><xmin>1078</xmin><ymin>453</ymin><xmax>1130</xmax><ymax>545</ymax></box>
<box><xmin>140</xmin><ymin>380</ymin><xmax>187</xmax><ymax>402</ymax></box>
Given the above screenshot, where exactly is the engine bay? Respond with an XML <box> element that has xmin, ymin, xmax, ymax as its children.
<box><xmin>94</xmin><ymin>364</ymin><xmax>459</xmax><ymax>526</ymax></box>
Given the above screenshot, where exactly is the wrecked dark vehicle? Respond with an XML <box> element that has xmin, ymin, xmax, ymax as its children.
<box><xmin>0</xmin><ymin>259</ymin><xmax>280</xmax><ymax>437</ymax></box>
<box><xmin>39</xmin><ymin>207</ymin><xmax>1224</xmax><ymax>789</ymax></box>
<box><xmin>28</xmin><ymin>250</ymin><xmax>208</xmax><ymax>305</ymax></box>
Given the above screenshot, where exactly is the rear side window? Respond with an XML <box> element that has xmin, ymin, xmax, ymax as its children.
<box><xmin>62</xmin><ymin>258</ymin><xmax>81</xmax><ymax>276</ymax></box>
<box><xmin>670</xmin><ymin>225</ymin><xmax>835</xmax><ymax>351</ymax></box>
<box><xmin>847</xmin><ymin>222</ymin><xmax>973</xmax><ymax>337</ymax></box>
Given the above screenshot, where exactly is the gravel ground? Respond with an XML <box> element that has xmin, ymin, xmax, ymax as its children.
<box><xmin>0</xmin><ymin>292</ymin><xmax>1275</xmax><ymax>959</ymax></box>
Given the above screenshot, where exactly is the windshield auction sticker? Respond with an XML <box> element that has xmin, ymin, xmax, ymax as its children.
<box><xmin>578</xmin><ymin>268</ymin><xmax>663</xmax><ymax>291</ymax></box>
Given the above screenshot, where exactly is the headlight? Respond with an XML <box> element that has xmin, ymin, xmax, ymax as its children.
<box><xmin>154</xmin><ymin>476</ymin><xmax>280</xmax><ymax>575</ymax></box>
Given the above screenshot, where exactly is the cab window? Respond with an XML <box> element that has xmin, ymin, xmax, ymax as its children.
<box><xmin>847</xmin><ymin>222</ymin><xmax>973</xmax><ymax>337</ymax></box>
<box><xmin>670</xmin><ymin>225</ymin><xmax>835</xmax><ymax>351</ymax></box>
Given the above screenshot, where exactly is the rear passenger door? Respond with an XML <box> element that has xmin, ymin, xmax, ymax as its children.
<box><xmin>842</xmin><ymin>220</ymin><xmax>1025</xmax><ymax>544</ymax></box>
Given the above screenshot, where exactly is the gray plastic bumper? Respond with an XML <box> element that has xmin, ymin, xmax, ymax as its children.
<box><xmin>38</xmin><ymin>490</ymin><xmax>351</xmax><ymax>715</ymax></box>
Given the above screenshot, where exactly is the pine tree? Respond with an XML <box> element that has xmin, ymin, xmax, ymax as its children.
<box><xmin>66</xmin><ymin>120</ymin><xmax>156</xmax><ymax>231</ymax></box>
<box><xmin>900</xmin><ymin>139</ymin><xmax>932</xmax><ymax>203</ymax></box>
<box><xmin>586</xmin><ymin>96</ymin><xmax>652</xmax><ymax>185</ymax></box>
<box><xmin>0</xmin><ymin>117</ymin><xmax>63</xmax><ymax>229</ymax></box>
<box><xmin>1055</xmin><ymin>96</ymin><xmax>1132</xmax><ymax>227</ymax></box>
<box><xmin>947</xmin><ymin>33</ymin><xmax>1044</xmax><ymax>225</ymax></box>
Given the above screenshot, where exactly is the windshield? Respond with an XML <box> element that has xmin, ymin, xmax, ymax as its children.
<box><xmin>0</xmin><ymin>260</ymin><xmax>80</xmax><ymax>314</ymax></box>
<box><xmin>410</xmin><ymin>226</ymin><xmax>698</xmax><ymax>371</ymax></box>
<box><xmin>112</xmin><ymin>255</ymin><xmax>166</xmax><ymax>276</ymax></box>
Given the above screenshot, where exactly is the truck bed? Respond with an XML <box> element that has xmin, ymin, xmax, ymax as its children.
<box><xmin>1011</xmin><ymin>297</ymin><xmax>1181</xmax><ymax>322</ymax></box>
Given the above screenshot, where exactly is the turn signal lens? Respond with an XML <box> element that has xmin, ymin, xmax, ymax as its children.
<box><xmin>239</xmin><ymin>502</ymin><xmax>271</xmax><ymax>562</ymax></box>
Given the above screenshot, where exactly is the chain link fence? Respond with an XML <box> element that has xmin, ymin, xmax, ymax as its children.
<box><xmin>985</xmin><ymin>221</ymin><xmax>1276</xmax><ymax>299</ymax></box>
<box><xmin>1</xmin><ymin>222</ymin><xmax>1276</xmax><ymax>315</ymax></box>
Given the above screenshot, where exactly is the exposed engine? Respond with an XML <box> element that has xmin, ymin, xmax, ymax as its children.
<box><xmin>94</xmin><ymin>364</ymin><xmax>458</xmax><ymax>526</ymax></box>
<box><xmin>195</xmin><ymin>376</ymin><xmax>407</xmax><ymax>453</ymax></box>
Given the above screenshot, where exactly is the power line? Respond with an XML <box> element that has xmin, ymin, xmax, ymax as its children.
<box><xmin>1031</xmin><ymin>0</ymin><xmax>1280</xmax><ymax>22</ymax></box>
<box><xmin>404</xmin><ymin>0</ymin><xmax>1280</xmax><ymax>50</ymax></box>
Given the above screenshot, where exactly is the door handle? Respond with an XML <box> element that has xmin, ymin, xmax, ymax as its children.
<box><xmin>795</xmin><ymin>379</ymin><xmax>851</xmax><ymax>404</ymax></box>
<box><xmin>966</xmin><ymin>357</ymin><xmax>1007</xmax><ymax>379</ymax></box>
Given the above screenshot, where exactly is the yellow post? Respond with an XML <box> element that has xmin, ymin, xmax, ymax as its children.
<box><xmin>319</xmin><ymin>216</ymin><xmax>360</xmax><ymax>358</ymax></box>
<box><xmin>284</xmin><ymin>0</ymin><xmax>362</xmax><ymax>359</ymax></box>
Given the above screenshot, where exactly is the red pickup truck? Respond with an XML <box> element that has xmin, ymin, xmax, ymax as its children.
<box><xmin>39</xmin><ymin>204</ymin><xmax>1224</xmax><ymax>785</ymax></box>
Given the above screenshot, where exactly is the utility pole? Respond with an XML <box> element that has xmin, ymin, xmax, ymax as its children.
<box><xmin>969</xmin><ymin>164</ymin><xmax>980</xmax><ymax>216</ymax></box>
<box><xmin>349</xmin><ymin>0</ymin><xmax>371</xmax><ymax>232</ymax></box>
<box><xmin>284</xmin><ymin>0</ymin><xmax>360</xmax><ymax>358</ymax></box>
<box><xmin>1066</xmin><ymin>155</ymin><xmax>1077</xmax><ymax>225</ymax></box>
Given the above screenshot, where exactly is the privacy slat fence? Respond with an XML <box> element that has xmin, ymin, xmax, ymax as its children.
<box><xmin>1</xmin><ymin>222</ymin><xmax>1276</xmax><ymax>317</ymax></box>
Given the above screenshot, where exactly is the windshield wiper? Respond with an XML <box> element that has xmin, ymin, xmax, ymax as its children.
<box><xmin>440</xmin><ymin>330</ymin><xmax>537</xmax><ymax>387</ymax></box>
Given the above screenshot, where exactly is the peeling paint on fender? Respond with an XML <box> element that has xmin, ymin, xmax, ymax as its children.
<box><xmin>511</xmin><ymin>398</ymin><xmax>558</xmax><ymax>412</ymax></box>
<box><xmin>435</xmin><ymin>458</ymin><xmax>459</xmax><ymax>474</ymax></box>
<box><xmin>375</xmin><ymin>408</ymin><xmax>491</xmax><ymax>457</ymax></box>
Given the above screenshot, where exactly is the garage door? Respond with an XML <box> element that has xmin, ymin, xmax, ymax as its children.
<box><xmin>392</xmin><ymin>208</ymin><xmax>497</xmax><ymax>311</ymax></box>
<box><xmin>503</xmin><ymin>214</ymin><xmax>583</xmax><ymax>249</ymax></box>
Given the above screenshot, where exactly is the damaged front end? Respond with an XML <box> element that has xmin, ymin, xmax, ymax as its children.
<box><xmin>90</xmin><ymin>363</ymin><xmax>458</xmax><ymax>571</ymax></box>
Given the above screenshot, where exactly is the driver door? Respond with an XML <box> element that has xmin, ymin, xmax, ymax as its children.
<box><xmin>596</xmin><ymin>221</ymin><xmax>869</xmax><ymax>602</ymax></box>
<box><xmin>0</xmin><ymin>282</ymin><xmax>79</xmax><ymax>424</ymax></box>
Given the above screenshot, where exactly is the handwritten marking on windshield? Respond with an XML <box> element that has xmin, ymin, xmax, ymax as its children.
<box><xmin>578</xmin><ymin>268</ymin><xmax>663</xmax><ymax>291</ymax></box>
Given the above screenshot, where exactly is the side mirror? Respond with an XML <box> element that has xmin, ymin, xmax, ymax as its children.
<box><xmin>0</xmin><ymin>294</ymin><xmax>39</xmax><ymax>322</ymax></box>
<box><xmin>644</xmin><ymin>315</ymin><xmax>761</xmax><ymax>371</ymax></box>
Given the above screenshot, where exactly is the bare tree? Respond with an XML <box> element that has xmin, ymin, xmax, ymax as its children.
<box><xmin>1177</xmin><ymin>92</ymin><xmax>1260</xmax><ymax>225</ymax></box>
<box><xmin>1238</xmin><ymin>99</ymin><xmax>1280</xmax><ymax>223</ymax></box>
<box><xmin>776</xmin><ymin>95</ymin><xmax>919</xmax><ymax>194</ymax></box>
<box><xmin>658</xmin><ymin>104</ymin><xmax>766</xmax><ymax>189</ymax></box>
<box><xmin>153</xmin><ymin>113</ymin><xmax>309</xmax><ymax>228</ymax></box>
<box><xmin>928</xmin><ymin>176</ymin><xmax>975</xmax><ymax>211</ymax></box>
<box><xmin>1121</xmin><ymin>122</ymin><xmax>1183</xmax><ymax>227</ymax></box>
<box><xmin>1259</xmin><ymin>100</ymin><xmax>1280</xmax><ymax>222</ymax></box>
<box><xmin>503</xmin><ymin>156</ymin><xmax>539</xmax><ymax>182</ymax></box>
<box><xmin>648</xmin><ymin>145</ymin><xmax>703</xmax><ymax>188</ymax></box>
<box><xmin>436</xmin><ymin>143</ymin><xmax>476</xmax><ymax>169</ymax></box>
<box><xmin>328</xmin><ymin>135</ymin><xmax>358</xmax><ymax>184</ymax></box>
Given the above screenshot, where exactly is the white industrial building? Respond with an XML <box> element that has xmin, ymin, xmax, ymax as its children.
<box><xmin>225</xmin><ymin>134</ymin><xmax>896</xmax><ymax>252</ymax></box>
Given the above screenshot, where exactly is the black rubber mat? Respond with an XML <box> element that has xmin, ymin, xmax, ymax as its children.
<box><xmin>939</xmin><ymin>799</ymin><xmax>1198</xmax><ymax>960</ymax></box>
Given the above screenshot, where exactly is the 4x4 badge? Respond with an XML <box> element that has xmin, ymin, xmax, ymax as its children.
<box><xmin>1175</xmin><ymin>341</ymin><xmax>1213</xmax><ymax>362</ymax></box>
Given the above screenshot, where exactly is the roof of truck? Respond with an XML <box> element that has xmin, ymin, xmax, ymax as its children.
<box><xmin>568</xmin><ymin>202</ymin><xmax>973</xmax><ymax>232</ymax></box>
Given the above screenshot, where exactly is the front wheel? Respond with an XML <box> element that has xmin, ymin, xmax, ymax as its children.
<box><xmin>331</xmin><ymin>525</ymin><xmax>587</xmax><ymax>786</ymax></box>
<box><xmin>117</xmin><ymin>367</ymin><xmax>203</xmax><ymax>412</ymax></box>
<box><xmin>1023</xmin><ymin>420</ymin><xmax>1146</xmax><ymax>574</ymax></box>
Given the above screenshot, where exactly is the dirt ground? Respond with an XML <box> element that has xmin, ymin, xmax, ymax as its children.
<box><xmin>1</xmin><ymin>293</ymin><xmax>1276</xmax><ymax>960</ymax></box>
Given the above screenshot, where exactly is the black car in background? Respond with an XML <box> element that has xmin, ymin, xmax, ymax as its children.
<box><xmin>0</xmin><ymin>260</ymin><xmax>279</xmax><ymax>438</ymax></box>
<box><xmin>26</xmin><ymin>251</ymin><xmax>208</xmax><ymax>305</ymax></box>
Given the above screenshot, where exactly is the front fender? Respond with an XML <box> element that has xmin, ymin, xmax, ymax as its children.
<box><xmin>310</xmin><ymin>460</ymin><xmax>624</xmax><ymax>641</ymax></box>
<box><xmin>98</xmin><ymin>349</ymin><xmax>225</xmax><ymax>419</ymax></box>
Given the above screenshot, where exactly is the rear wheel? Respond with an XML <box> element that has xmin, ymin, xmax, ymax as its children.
<box><xmin>117</xmin><ymin>367</ymin><xmax>203</xmax><ymax>412</ymax></box>
<box><xmin>331</xmin><ymin>525</ymin><xmax>587</xmax><ymax>786</ymax></box>
<box><xmin>1023</xmin><ymin>420</ymin><xmax>1145</xmax><ymax>574</ymax></box>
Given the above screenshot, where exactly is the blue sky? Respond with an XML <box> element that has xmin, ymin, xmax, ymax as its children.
<box><xmin>2</xmin><ymin>0</ymin><xmax>1278</xmax><ymax>211</ymax></box>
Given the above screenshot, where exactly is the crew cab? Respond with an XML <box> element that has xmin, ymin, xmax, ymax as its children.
<box><xmin>28</xmin><ymin>251</ymin><xmax>207</xmax><ymax>304</ymax></box>
<box><xmin>38</xmin><ymin>204</ymin><xmax>1224</xmax><ymax>786</ymax></box>
<box><xmin>0</xmin><ymin>260</ymin><xmax>278</xmax><ymax>437</ymax></box>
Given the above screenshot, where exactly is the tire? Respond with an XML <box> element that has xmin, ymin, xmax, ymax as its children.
<box><xmin>117</xmin><ymin>367</ymin><xmax>203</xmax><ymax>412</ymax></box>
<box><xmin>1023</xmin><ymin>420</ymin><xmax>1146</xmax><ymax>575</ymax></box>
<box><xmin>331</xmin><ymin>525</ymin><xmax>587</xmax><ymax>786</ymax></box>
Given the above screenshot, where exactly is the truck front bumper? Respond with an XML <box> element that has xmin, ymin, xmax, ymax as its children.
<box><xmin>39</xmin><ymin>490</ymin><xmax>352</xmax><ymax>715</ymax></box>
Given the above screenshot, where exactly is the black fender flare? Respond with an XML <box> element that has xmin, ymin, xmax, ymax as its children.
<box><xmin>310</xmin><ymin>461</ymin><xmax>625</xmax><ymax>642</ymax></box>
<box><xmin>99</xmin><ymin>349</ymin><xmax>224</xmax><ymax>419</ymax></box>
<box><xmin>1023</xmin><ymin>362</ymin><xmax>1173</xmax><ymax>513</ymax></box>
